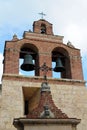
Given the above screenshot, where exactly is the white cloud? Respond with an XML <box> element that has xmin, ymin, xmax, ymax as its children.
<box><xmin>0</xmin><ymin>53</ymin><xmax>3</xmax><ymax>84</ymax></box>
<box><xmin>62</xmin><ymin>24</ymin><xmax>87</xmax><ymax>55</ymax></box>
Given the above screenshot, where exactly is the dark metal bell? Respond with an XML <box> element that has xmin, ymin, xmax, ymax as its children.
<box><xmin>21</xmin><ymin>54</ymin><xmax>35</xmax><ymax>71</ymax></box>
<box><xmin>54</xmin><ymin>57</ymin><xmax>65</xmax><ymax>72</ymax></box>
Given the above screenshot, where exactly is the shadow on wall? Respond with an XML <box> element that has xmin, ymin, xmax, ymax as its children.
<box><xmin>0</xmin><ymin>53</ymin><xmax>3</xmax><ymax>84</ymax></box>
<box><xmin>0</xmin><ymin>84</ymin><xmax>2</xmax><ymax>94</ymax></box>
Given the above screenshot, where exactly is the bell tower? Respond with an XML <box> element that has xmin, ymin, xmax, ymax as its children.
<box><xmin>33</xmin><ymin>19</ymin><xmax>53</xmax><ymax>35</ymax></box>
<box><xmin>1</xmin><ymin>18</ymin><xmax>87</xmax><ymax>130</ymax></box>
<box><xmin>3</xmin><ymin>19</ymin><xmax>84</xmax><ymax>80</ymax></box>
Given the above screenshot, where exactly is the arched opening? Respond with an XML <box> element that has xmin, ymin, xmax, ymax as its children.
<box><xmin>52</xmin><ymin>47</ymin><xmax>71</xmax><ymax>79</ymax></box>
<box><xmin>40</xmin><ymin>24</ymin><xmax>46</xmax><ymax>34</ymax></box>
<box><xmin>19</xmin><ymin>43</ymin><xmax>39</xmax><ymax>76</ymax></box>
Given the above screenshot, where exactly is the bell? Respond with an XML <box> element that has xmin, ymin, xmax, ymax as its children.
<box><xmin>21</xmin><ymin>54</ymin><xmax>35</xmax><ymax>71</ymax></box>
<box><xmin>54</xmin><ymin>57</ymin><xmax>65</xmax><ymax>72</ymax></box>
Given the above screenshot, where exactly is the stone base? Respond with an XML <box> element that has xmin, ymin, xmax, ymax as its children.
<box><xmin>13</xmin><ymin>118</ymin><xmax>81</xmax><ymax>130</ymax></box>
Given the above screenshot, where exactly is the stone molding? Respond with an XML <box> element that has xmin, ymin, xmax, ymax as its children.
<box><xmin>2</xmin><ymin>74</ymin><xmax>86</xmax><ymax>86</ymax></box>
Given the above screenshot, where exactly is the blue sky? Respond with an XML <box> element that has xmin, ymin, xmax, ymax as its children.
<box><xmin>0</xmin><ymin>0</ymin><xmax>87</xmax><ymax>85</ymax></box>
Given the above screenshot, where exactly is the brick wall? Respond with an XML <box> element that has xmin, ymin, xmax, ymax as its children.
<box><xmin>3</xmin><ymin>32</ymin><xmax>83</xmax><ymax>80</ymax></box>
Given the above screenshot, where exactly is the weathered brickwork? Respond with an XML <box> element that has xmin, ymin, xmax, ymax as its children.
<box><xmin>0</xmin><ymin>19</ymin><xmax>86</xmax><ymax>130</ymax></box>
<box><xmin>3</xmin><ymin>19</ymin><xmax>83</xmax><ymax>80</ymax></box>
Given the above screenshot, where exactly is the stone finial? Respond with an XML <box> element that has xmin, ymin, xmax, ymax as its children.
<box><xmin>29</xmin><ymin>29</ymin><xmax>32</xmax><ymax>32</ymax></box>
<box><xmin>41</xmin><ymin>82</ymin><xmax>50</xmax><ymax>93</ymax></box>
<box><xmin>12</xmin><ymin>34</ymin><xmax>18</xmax><ymax>41</ymax></box>
<box><xmin>40</xmin><ymin>105</ymin><xmax>55</xmax><ymax>118</ymax></box>
<box><xmin>67</xmin><ymin>41</ymin><xmax>75</xmax><ymax>48</ymax></box>
<box><xmin>44</xmin><ymin>105</ymin><xmax>50</xmax><ymax>116</ymax></box>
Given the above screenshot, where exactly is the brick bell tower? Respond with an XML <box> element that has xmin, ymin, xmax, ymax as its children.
<box><xmin>1</xmin><ymin>18</ymin><xmax>87</xmax><ymax>130</ymax></box>
<box><xmin>3</xmin><ymin>19</ymin><xmax>84</xmax><ymax>79</ymax></box>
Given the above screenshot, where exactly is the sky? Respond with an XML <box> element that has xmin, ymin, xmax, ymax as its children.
<box><xmin>0</xmin><ymin>0</ymin><xmax>87</xmax><ymax>85</ymax></box>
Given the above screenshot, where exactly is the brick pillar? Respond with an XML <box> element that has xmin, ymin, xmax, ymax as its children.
<box><xmin>39</xmin><ymin>53</ymin><xmax>52</xmax><ymax>77</ymax></box>
<box><xmin>4</xmin><ymin>48</ymin><xmax>19</xmax><ymax>74</ymax></box>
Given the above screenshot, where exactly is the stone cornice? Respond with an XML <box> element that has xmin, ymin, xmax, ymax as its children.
<box><xmin>2</xmin><ymin>74</ymin><xmax>86</xmax><ymax>86</ymax></box>
<box><xmin>23</xmin><ymin>32</ymin><xmax>64</xmax><ymax>43</ymax></box>
<box><xmin>13</xmin><ymin>118</ymin><xmax>81</xmax><ymax>125</ymax></box>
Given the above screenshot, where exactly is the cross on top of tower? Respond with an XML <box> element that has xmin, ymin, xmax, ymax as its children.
<box><xmin>39</xmin><ymin>12</ymin><xmax>46</xmax><ymax>19</ymax></box>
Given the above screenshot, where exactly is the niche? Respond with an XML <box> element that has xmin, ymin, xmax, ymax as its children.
<box><xmin>52</xmin><ymin>47</ymin><xmax>71</xmax><ymax>79</ymax></box>
<box><xmin>19</xmin><ymin>43</ymin><xmax>39</xmax><ymax>76</ymax></box>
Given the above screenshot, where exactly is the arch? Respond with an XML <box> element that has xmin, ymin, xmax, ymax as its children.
<box><xmin>19</xmin><ymin>43</ymin><xmax>39</xmax><ymax>76</ymax></box>
<box><xmin>40</xmin><ymin>24</ymin><xmax>46</xmax><ymax>34</ymax></box>
<box><xmin>52</xmin><ymin>47</ymin><xmax>71</xmax><ymax>79</ymax></box>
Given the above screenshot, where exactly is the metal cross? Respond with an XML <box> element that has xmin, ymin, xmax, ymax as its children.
<box><xmin>39</xmin><ymin>62</ymin><xmax>52</xmax><ymax>80</ymax></box>
<box><xmin>39</xmin><ymin>12</ymin><xmax>46</xmax><ymax>19</ymax></box>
